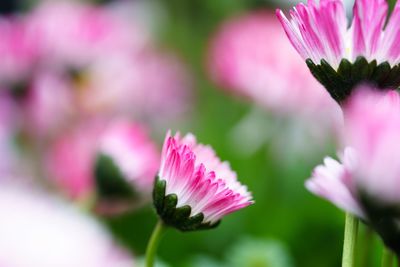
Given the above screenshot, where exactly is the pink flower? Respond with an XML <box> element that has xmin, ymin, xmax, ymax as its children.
<box><xmin>28</xmin><ymin>0</ymin><xmax>148</xmax><ymax>68</ymax></box>
<box><xmin>307</xmin><ymin>88</ymin><xmax>400</xmax><ymax>253</ymax></box>
<box><xmin>24</xmin><ymin>70</ymin><xmax>75</xmax><ymax>138</ymax></box>
<box><xmin>306</xmin><ymin>147</ymin><xmax>364</xmax><ymax>218</ymax></box>
<box><xmin>46</xmin><ymin>120</ymin><xmax>160</xmax><ymax>209</ymax></box>
<box><xmin>154</xmin><ymin>131</ymin><xmax>253</xmax><ymax>231</ymax></box>
<box><xmin>80</xmin><ymin>49</ymin><xmax>191</xmax><ymax>125</ymax></box>
<box><xmin>344</xmin><ymin>89</ymin><xmax>400</xmax><ymax>204</ymax></box>
<box><xmin>46</xmin><ymin>122</ymin><xmax>102</xmax><ymax>200</ymax></box>
<box><xmin>0</xmin><ymin>184</ymin><xmax>135</xmax><ymax>267</ymax></box>
<box><xmin>98</xmin><ymin>120</ymin><xmax>160</xmax><ymax>194</ymax></box>
<box><xmin>208</xmin><ymin>11</ymin><xmax>338</xmax><ymax>117</ymax></box>
<box><xmin>307</xmin><ymin>89</ymin><xmax>400</xmax><ymax>215</ymax></box>
<box><xmin>276</xmin><ymin>0</ymin><xmax>398</xmax><ymax>68</ymax></box>
<box><xmin>0</xmin><ymin>18</ymin><xmax>38</xmax><ymax>85</ymax></box>
<box><xmin>277</xmin><ymin>0</ymin><xmax>400</xmax><ymax>103</ymax></box>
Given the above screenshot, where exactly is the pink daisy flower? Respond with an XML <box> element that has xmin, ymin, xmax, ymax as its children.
<box><xmin>277</xmin><ymin>0</ymin><xmax>400</xmax><ymax>103</ymax></box>
<box><xmin>307</xmin><ymin>88</ymin><xmax>400</xmax><ymax>254</ymax></box>
<box><xmin>153</xmin><ymin>131</ymin><xmax>253</xmax><ymax>231</ymax></box>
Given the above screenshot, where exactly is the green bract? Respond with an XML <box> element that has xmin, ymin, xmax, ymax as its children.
<box><xmin>152</xmin><ymin>177</ymin><xmax>220</xmax><ymax>232</ymax></box>
<box><xmin>94</xmin><ymin>153</ymin><xmax>138</xmax><ymax>201</ymax></box>
<box><xmin>306</xmin><ymin>56</ymin><xmax>400</xmax><ymax>104</ymax></box>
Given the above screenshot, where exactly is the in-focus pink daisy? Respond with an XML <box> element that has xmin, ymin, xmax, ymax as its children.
<box><xmin>209</xmin><ymin>11</ymin><xmax>337</xmax><ymax>117</ymax></box>
<box><xmin>307</xmin><ymin>88</ymin><xmax>400</xmax><ymax>254</ymax></box>
<box><xmin>153</xmin><ymin>131</ymin><xmax>253</xmax><ymax>231</ymax></box>
<box><xmin>277</xmin><ymin>0</ymin><xmax>400</xmax><ymax>103</ymax></box>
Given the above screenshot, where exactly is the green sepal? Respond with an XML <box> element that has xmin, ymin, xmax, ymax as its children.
<box><xmin>153</xmin><ymin>179</ymin><xmax>166</xmax><ymax>211</ymax></box>
<box><xmin>152</xmin><ymin>176</ymin><xmax>221</xmax><ymax>232</ymax></box>
<box><xmin>306</xmin><ymin>57</ymin><xmax>400</xmax><ymax>104</ymax></box>
<box><xmin>94</xmin><ymin>153</ymin><xmax>137</xmax><ymax>201</ymax></box>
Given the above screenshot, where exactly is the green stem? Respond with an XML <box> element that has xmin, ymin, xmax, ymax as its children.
<box><xmin>145</xmin><ymin>220</ymin><xmax>167</xmax><ymax>267</ymax></box>
<box><xmin>359</xmin><ymin>227</ymin><xmax>374</xmax><ymax>267</ymax></box>
<box><xmin>342</xmin><ymin>213</ymin><xmax>359</xmax><ymax>267</ymax></box>
<box><xmin>381</xmin><ymin>248</ymin><xmax>394</xmax><ymax>267</ymax></box>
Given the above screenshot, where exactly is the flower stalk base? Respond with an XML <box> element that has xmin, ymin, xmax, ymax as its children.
<box><xmin>342</xmin><ymin>213</ymin><xmax>359</xmax><ymax>267</ymax></box>
<box><xmin>145</xmin><ymin>220</ymin><xmax>168</xmax><ymax>267</ymax></box>
<box><xmin>381</xmin><ymin>248</ymin><xmax>394</xmax><ymax>267</ymax></box>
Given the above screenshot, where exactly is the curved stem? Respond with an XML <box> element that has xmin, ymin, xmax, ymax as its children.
<box><xmin>342</xmin><ymin>213</ymin><xmax>359</xmax><ymax>267</ymax></box>
<box><xmin>381</xmin><ymin>247</ymin><xmax>394</xmax><ymax>267</ymax></box>
<box><xmin>145</xmin><ymin>220</ymin><xmax>167</xmax><ymax>267</ymax></box>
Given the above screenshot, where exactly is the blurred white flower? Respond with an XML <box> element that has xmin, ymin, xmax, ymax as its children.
<box><xmin>0</xmin><ymin>185</ymin><xmax>135</xmax><ymax>267</ymax></box>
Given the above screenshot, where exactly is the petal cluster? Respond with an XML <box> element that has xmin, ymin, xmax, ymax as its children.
<box><xmin>306</xmin><ymin>88</ymin><xmax>400</xmax><ymax>253</ymax></box>
<box><xmin>277</xmin><ymin>0</ymin><xmax>400</xmax><ymax>68</ymax></box>
<box><xmin>344</xmin><ymin>89</ymin><xmax>400</xmax><ymax>204</ymax></box>
<box><xmin>306</xmin><ymin>147</ymin><xmax>363</xmax><ymax>218</ymax></box>
<box><xmin>156</xmin><ymin>131</ymin><xmax>253</xmax><ymax>228</ymax></box>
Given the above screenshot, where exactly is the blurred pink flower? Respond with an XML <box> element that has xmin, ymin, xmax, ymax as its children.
<box><xmin>80</xmin><ymin>49</ymin><xmax>191</xmax><ymax>124</ymax></box>
<box><xmin>0</xmin><ymin>184</ymin><xmax>134</xmax><ymax>267</ymax></box>
<box><xmin>306</xmin><ymin>147</ymin><xmax>363</xmax><ymax>217</ymax></box>
<box><xmin>98</xmin><ymin>120</ymin><xmax>160</xmax><ymax>193</ymax></box>
<box><xmin>46</xmin><ymin>120</ymin><xmax>160</xmax><ymax>206</ymax></box>
<box><xmin>23</xmin><ymin>70</ymin><xmax>75</xmax><ymax>138</ymax></box>
<box><xmin>28</xmin><ymin>0</ymin><xmax>149</xmax><ymax>68</ymax></box>
<box><xmin>46</xmin><ymin>122</ymin><xmax>103</xmax><ymax>200</ymax></box>
<box><xmin>208</xmin><ymin>11</ymin><xmax>339</xmax><ymax>117</ymax></box>
<box><xmin>0</xmin><ymin>18</ymin><xmax>38</xmax><ymax>85</ymax></box>
<box><xmin>307</xmin><ymin>88</ymin><xmax>400</xmax><ymax>217</ymax></box>
<box><xmin>344</xmin><ymin>89</ymin><xmax>400</xmax><ymax>204</ymax></box>
<box><xmin>154</xmin><ymin>131</ymin><xmax>253</xmax><ymax>230</ymax></box>
<box><xmin>277</xmin><ymin>0</ymin><xmax>398</xmax><ymax>68</ymax></box>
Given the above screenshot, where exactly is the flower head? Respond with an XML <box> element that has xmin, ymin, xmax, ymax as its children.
<box><xmin>153</xmin><ymin>131</ymin><xmax>253</xmax><ymax>231</ymax></box>
<box><xmin>306</xmin><ymin>88</ymin><xmax>400</xmax><ymax>254</ymax></box>
<box><xmin>277</xmin><ymin>0</ymin><xmax>400</xmax><ymax>103</ymax></box>
<box><xmin>46</xmin><ymin>120</ymin><xmax>159</xmax><ymax>214</ymax></box>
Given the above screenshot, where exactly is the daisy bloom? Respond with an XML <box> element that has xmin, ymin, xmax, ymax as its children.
<box><xmin>146</xmin><ymin>131</ymin><xmax>253</xmax><ymax>267</ymax></box>
<box><xmin>153</xmin><ymin>131</ymin><xmax>253</xmax><ymax>231</ymax></box>
<box><xmin>46</xmin><ymin>120</ymin><xmax>159</xmax><ymax>214</ymax></box>
<box><xmin>277</xmin><ymin>0</ymin><xmax>400</xmax><ymax>103</ymax></box>
<box><xmin>306</xmin><ymin>88</ymin><xmax>400</xmax><ymax>255</ymax></box>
